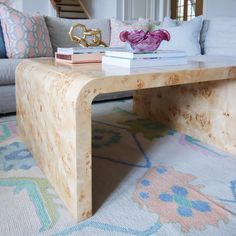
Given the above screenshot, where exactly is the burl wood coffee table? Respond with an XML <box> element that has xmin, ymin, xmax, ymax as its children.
<box><xmin>16</xmin><ymin>56</ymin><xmax>236</xmax><ymax>222</ymax></box>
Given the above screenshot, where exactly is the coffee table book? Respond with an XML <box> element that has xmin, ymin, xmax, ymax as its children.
<box><xmin>55</xmin><ymin>47</ymin><xmax>125</xmax><ymax>64</ymax></box>
<box><xmin>105</xmin><ymin>49</ymin><xmax>187</xmax><ymax>59</ymax></box>
<box><xmin>102</xmin><ymin>56</ymin><xmax>188</xmax><ymax>68</ymax></box>
<box><xmin>57</xmin><ymin>47</ymin><xmax>106</xmax><ymax>54</ymax></box>
<box><xmin>55</xmin><ymin>52</ymin><xmax>104</xmax><ymax>64</ymax></box>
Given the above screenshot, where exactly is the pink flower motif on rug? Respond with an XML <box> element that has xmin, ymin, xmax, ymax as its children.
<box><xmin>133</xmin><ymin>165</ymin><xmax>228</xmax><ymax>232</ymax></box>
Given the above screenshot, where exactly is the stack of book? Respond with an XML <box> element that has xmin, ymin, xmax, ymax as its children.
<box><xmin>102</xmin><ymin>49</ymin><xmax>188</xmax><ymax>68</ymax></box>
<box><xmin>55</xmin><ymin>47</ymin><xmax>106</xmax><ymax>64</ymax></box>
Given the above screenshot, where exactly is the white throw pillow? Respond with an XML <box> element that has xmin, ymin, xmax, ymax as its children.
<box><xmin>205</xmin><ymin>17</ymin><xmax>236</xmax><ymax>56</ymax></box>
<box><xmin>152</xmin><ymin>16</ymin><xmax>203</xmax><ymax>56</ymax></box>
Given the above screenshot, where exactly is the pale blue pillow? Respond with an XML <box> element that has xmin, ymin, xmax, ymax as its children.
<box><xmin>0</xmin><ymin>21</ymin><xmax>7</xmax><ymax>58</ymax></box>
<box><xmin>152</xmin><ymin>16</ymin><xmax>203</xmax><ymax>56</ymax></box>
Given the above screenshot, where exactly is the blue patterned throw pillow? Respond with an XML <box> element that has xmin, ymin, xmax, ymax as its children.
<box><xmin>0</xmin><ymin>20</ymin><xmax>7</xmax><ymax>58</ymax></box>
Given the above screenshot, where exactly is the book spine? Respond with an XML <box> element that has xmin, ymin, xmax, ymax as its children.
<box><xmin>102</xmin><ymin>56</ymin><xmax>188</xmax><ymax>68</ymax></box>
<box><xmin>56</xmin><ymin>53</ymin><xmax>103</xmax><ymax>64</ymax></box>
<box><xmin>105</xmin><ymin>52</ymin><xmax>186</xmax><ymax>59</ymax></box>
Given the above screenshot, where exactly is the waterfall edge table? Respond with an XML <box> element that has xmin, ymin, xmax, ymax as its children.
<box><xmin>16</xmin><ymin>56</ymin><xmax>236</xmax><ymax>222</ymax></box>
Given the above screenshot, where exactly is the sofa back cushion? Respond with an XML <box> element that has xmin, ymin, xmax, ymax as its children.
<box><xmin>109</xmin><ymin>18</ymin><xmax>150</xmax><ymax>48</ymax></box>
<box><xmin>0</xmin><ymin>3</ymin><xmax>53</xmax><ymax>58</ymax></box>
<box><xmin>45</xmin><ymin>17</ymin><xmax>110</xmax><ymax>52</ymax></box>
<box><xmin>0</xmin><ymin>20</ymin><xmax>7</xmax><ymax>58</ymax></box>
<box><xmin>205</xmin><ymin>17</ymin><xmax>236</xmax><ymax>56</ymax></box>
<box><xmin>151</xmin><ymin>16</ymin><xmax>203</xmax><ymax>56</ymax></box>
<box><xmin>199</xmin><ymin>20</ymin><xmax>210</xmax><ymax>54</ymax></box>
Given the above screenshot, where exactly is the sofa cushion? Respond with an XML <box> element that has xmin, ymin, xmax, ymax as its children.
<box><xmin>45</xmin><ymin>17</ymin><xmax>111</xmax><ymax>53</ymax></box>
<box><xmin>152</xmin><ymin>16</ymin><xmax>203</xmax><ymax>56</ymax></box>
<box><xmin>0</xmin><ymin>3</ymin><xmax>53</xmax><ymax>58</ymax></box>
<box><xmin>109</xmin><ymin>18</ymin><xmax>150</xmax><ymax>48</ymax></box>
<box><xmin>95</xmin><ymin>91</ymin><xmax>132</xmax><ymax>102</ymax></box>
<box><xmin>0</xmin><ymin>58</ymin><xmax>22</xmax><ymax>85</ymax></box>
<box><xmin>200</xmin><ymin>20</ymin><xmax>210</xmax><ymax>54</ymax></box>
<box><xmin>0</xmin><ymin>20</ymin><xmax>7</xmax><ymax>58</ymax></box>
<box><xmin>0</xmin><ymin>85</ymin><xmax>16</xmax><ymax>114</ymax></box>
<box><xmin>205</xmin><ymin>17</ymin><xmax>236</xmax><ymax>56</ymax></box>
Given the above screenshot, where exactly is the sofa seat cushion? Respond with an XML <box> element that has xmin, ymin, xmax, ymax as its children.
<box><xmin>95</xmin><ymin>91</ymin><xmax>132</xmax><ymax>102</ymax></box>
<box><xmin>45</xmin><ymin>17</ymin><xmax>111</xmax><ymax>53</ymax></box>
<box><xmin>188</xmin><ymin>54</ymin><xmax>236</xmax><ymax>63</ymax></box>
<box><xmin>0</xmin><ymin>85</ymin><xmax>16</xmax><ymax>114</ymax></box>
<box><xmin>0</xmin><ymin>58</ymin><xmax>22</xmax><ymax>85</ymax></box>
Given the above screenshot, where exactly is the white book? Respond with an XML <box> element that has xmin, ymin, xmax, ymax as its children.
<box><xmin>102</xmin><ymin>56</ymin><xmax>188</xmax><ymax>68</ymax></box>
<box><xmin>105</xmin><ymin>49</ymin><xmax>187</xmax><ymax>59</ymax></box>
<box><xmin>57</xmin><ymin>47</ymin><xmax>123</xmax><ymax>55</ymax></box>
<box><xmin>57</xmin><ymin>47</ymin><xmax>106</xmax><ymax>54</ymax></box>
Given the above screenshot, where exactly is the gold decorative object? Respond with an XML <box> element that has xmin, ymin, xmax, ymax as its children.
<box><xmin>69</xmin><ymin>23</ymin><xmax>107</xmax><ymax>47</ymax></box>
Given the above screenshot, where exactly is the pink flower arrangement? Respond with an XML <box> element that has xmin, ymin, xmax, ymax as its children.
<box><xmin>119</xmin><ymin>29</ymin><xmax>170</xmax><ymax>52</ymax></box>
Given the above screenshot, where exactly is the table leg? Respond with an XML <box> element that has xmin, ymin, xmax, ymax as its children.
<box><xmin>133</xmin><ymin>79</ymin><xmax>236</xmax><ymax>155</ymax></box>
<box><xmin>16</xmin><ymin>65</ymin><xmax>92</xmax><ymax>222</ymax></box>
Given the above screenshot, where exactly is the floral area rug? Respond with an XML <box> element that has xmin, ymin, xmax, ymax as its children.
<box><xmin>0</xmin><ymin>99</ymin><xmax>236</xmax><ymax>236</ymax></box>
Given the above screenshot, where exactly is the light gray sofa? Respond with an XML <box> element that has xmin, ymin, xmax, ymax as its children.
<box><xmin>0</xmin><ymin>59</ymin><xmax>21</xmax><ymax>114</ymax></box>
<box><xmin>0</xmin><ymin>17</ymin><xmax>132</xmax><ymax>114</ymax></box>
<box><xmin>0</xmin><ymin>17</ymin><xmax>212</xmax><ymax>114</ymax></box>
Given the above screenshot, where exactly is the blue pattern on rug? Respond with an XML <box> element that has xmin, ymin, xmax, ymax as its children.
<box><xmin>0</xmin><ymin>101</ymin><xmax>235</xmax><ymax>236</ymax></box>
<box><xmin>93</xmin><ymin>132</ymin><xmax>152</xmax><ymax>168</ymax></box>
<box><xmin>179</xmin><ymin>134</ymin><xmax>228</xmax><ymax>158</ymax></box>
<box><xmin>0</xmin><ymin>122</ymin><xmax>17</xmax><ymax>142</ymax></box>
<box><xmin>133</xmin><ymin>165</ymin><xmax>229</xmax><ymax>232</ymax></box>
<box><xmin>0</xmin><ymin>178</ymin><xmax>62</xmax><ymax>232</ymax></box>
<box><xmin>53</xmin><ymin>221</ymin><xmax>162</xmax><ymax>236</ymax></box>
<box><xmin>0</xmin><ymin>142</ymin><xmax>35</xmax><ymax>171</ymax></box>
<box><xmin>93</xmin><ymin>128</ymin><xmax>122</xmax><ymax>148</ymax></box>
<box><xmin>219</xmin><ymin>180</ymin><xmax>236</xmax><ymax>204</ymax></box>
<box><xmin>159</xmin><ymin>185</ymin><xmax>211</xmax><ymax>217</ymax></box>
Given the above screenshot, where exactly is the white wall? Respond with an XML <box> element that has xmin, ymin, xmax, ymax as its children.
<box><xmin>81</xmin><ymin>0</ymin><xmax>170</xmax><ymax>21</ymax></box>
<box><xmin>22</xmin><ymin>0</ymin><xmax>56</xmax><ymax>15</ymax></box>
<box><xmin>2</xmin><ymin>0</ymin><xmax>56</xmax><ymax>16</ymax></box>
<box><xmin>204</xmin><ymin>0</ymin><xmax>236</xmax><ymax>19</ymax></box>
<box><xmin>81</xmin><ymin>0</ymin><xmax>117</xmax><ymax>19</ymax></box>
<box><xmin>22</xmin><ymin>0</ymin><xmax>48</xmax><ymax>15</ymax></box>
<box><xmin>13</xmin><ymin>1</ymin><xmax>22</xmax><ymax>11</ymax></box>
<box><xmin>0</xmin><ymin>0</ymin><xmax>22</xmax><ymax>10</ymax></box>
